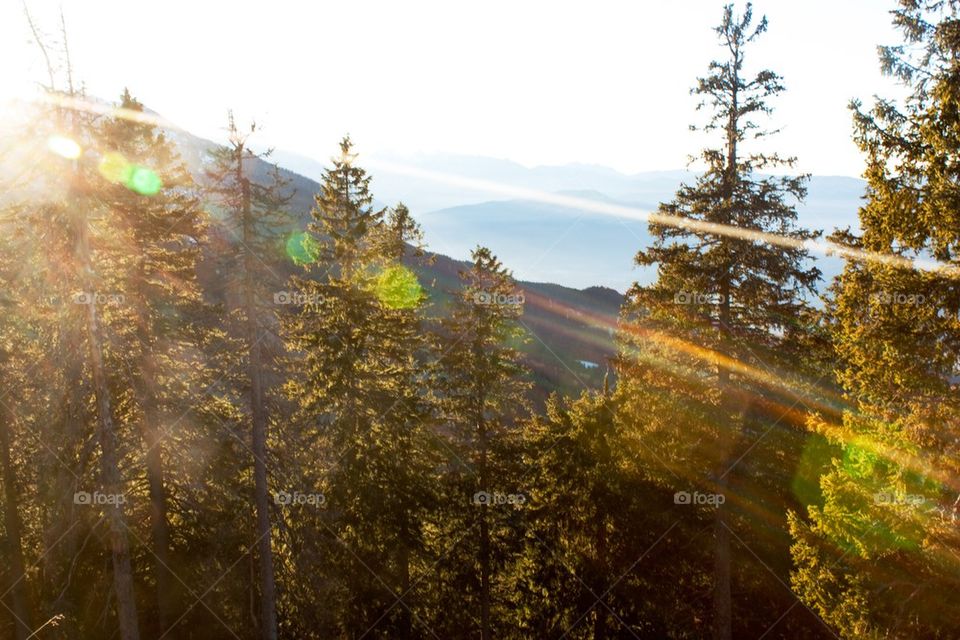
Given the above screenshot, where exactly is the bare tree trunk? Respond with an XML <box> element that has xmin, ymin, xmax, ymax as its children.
<box><xmin>0</xmin><ymin>401</ymin><xmax>32</xmax><ymax>640</ymax></box>
<box><xmin>241</xmin><ymin>174</ymin><xmax>278</xmax><ymax>640</ymax></box>
<box><xmin>84</xmin><ymin>300</ymin><xmax>141</xmax><ymax>640</ymax></box>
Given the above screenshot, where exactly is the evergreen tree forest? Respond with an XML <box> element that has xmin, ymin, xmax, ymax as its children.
<box><xmin>1</xmin><ymin>2</ymin><xmax>959</xmax><ymax>638</ymax></box>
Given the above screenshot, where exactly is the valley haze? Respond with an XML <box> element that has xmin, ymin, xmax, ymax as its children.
<box><xmin>273</xmin><ymin>148</ymin><xmax>866</xmax><ymax>292</ymax></box>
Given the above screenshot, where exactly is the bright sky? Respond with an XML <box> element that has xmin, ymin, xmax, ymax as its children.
<box><xmin>1</xmin><ymin>0</ymin><xmax>903</xmax><ymax>178</ymax></box>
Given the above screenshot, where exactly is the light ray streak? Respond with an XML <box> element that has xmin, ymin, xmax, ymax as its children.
<box><xmin>24</xmin><ymin>94</ymin><xmax>960</xmax><ymax>278</ymax></box>
<box><xmin>28</xmin><ymin>91</ymin><xmax>181</xmax><ymax>130</ymax></box>
<box><xmin>365</xmin><ymin>159</ymin><xmax>960</xmax><ymax>279</ymax></box>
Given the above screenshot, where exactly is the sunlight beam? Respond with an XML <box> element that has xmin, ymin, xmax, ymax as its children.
<box><xmin>367</xmin><ymin>159</ymin><xmax>960</xmax><ymax>279</ymax></box>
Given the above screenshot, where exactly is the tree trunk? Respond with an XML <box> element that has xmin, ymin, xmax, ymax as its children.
<box><xmin>0</xmin><ymin>401</ymin><xmax>32</xmax><ymax>640</ymax></box>
<box><xmin>479</xmin><ymin>508</ymin><xmax>491</xmax><ymax>640</ymax></box>
<box><xmin>712</xmin><ymin>67</ymin><xmax>738</xmax><ymax>640</ymax></box>
<box><xmin>140</xmin><ymin>398</ymin><xmax>176</xmax><ymax>630</ymax></box>
<box><xmin>134</xmin><ymin>266</ymin><xmax>177</xmax><ymax>630</ymax></box>
<box><xmin>241</xmin><ymin>173</ymin><xmax>278</xmax><ymax>640</ymax></box>
<box><xmin>593</xmin><ymin>510</ymin><xmax>607</xmax><ymax>640</ymax></box>
<box><xmin>712</xmin><ymin>472</ymin><xmax>732</xmax><ymax>640</ymax></box>
<box><xmin>47</xmin><ymin>347</ymin><xmax>85</xmax><ymax>634</ymax></box>
<box><xmin>398</xmin><ymin>424</ymin><xmax>412</xmax><ymax>640</ymax></box>
<box><xmin>84</xmin><ymin>299</ymin><xmax>142</xmax><ymax>640</ymax></box>
<box><xmin>713</xmin><ymin>270</ymin><xmax>733</xmax><ymax>640</ymax></box>
<box><xmin>398</xmin><ymin>538</ymin><xmax>411</xmax><ymax>639</ymax></box>
<box><xmin>478</xmin><ymin>416</ymin><xmax>491</xmax><ymax>640</ymax></box>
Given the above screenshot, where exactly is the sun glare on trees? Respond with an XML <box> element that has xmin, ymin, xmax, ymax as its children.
<box><xmin>46</xmin><ymin>135</ymin><xmax>81</xmax><ymax>159</ymax></box>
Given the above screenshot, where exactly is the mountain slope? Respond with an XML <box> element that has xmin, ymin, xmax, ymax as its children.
<box><xmin>170</xmin><ymin>139</ymin><xmax>865</xmax><ymax>399</ymax></box>
<box><xmin>170</xmin><ymin>137</ymin><xmax>623</xmax><ymax>403</ymax></box>
<box><xmin>410</xmin><ymin>249</ymin><xmax>620</xmax><ymax>403</ymax></box>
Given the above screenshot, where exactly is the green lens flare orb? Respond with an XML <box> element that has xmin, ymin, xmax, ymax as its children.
<box><xmin>285</xmin><ymin>232</ymin><xmax>318</xmax><ymax>265</ymax></box>
<box><xmin>373</xmin><ymin>265</ymin><xmax>423</xmax><ymax>309</ymax></box>
<box><xmin>125</xmin><ymin>166</ymin><xmax>163</xmax><ymax>196</ymax></box>
<box><xmin>98</xmin><ymin>152</ymin><xmax>134</xmax><ymax>184</ymax></box>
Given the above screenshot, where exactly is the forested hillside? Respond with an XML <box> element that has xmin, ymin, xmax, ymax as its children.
<box><xmin>1</xmin><ymin>2</ymin><xmax>958</xmax><ymax>640</ymax></box>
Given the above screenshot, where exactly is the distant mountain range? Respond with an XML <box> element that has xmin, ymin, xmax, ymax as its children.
<box><xmin>272</xmin><ymin>149</ymin><xmax>866</xmax><ymax>292</ymax></box>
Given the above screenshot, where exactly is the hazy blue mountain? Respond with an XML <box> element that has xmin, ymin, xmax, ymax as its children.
<box><xmin>273</xmin><ymin>150</ymin><xmax>693</xmax><ymax>213</ymax></box>
<box><xmin>415</xmin><ymin>185</ymin><xmax>863</xmax><ymax>292</ymax></box>
<box><xmin>418</xmin><ymin>193</ymin><xmax>655</xmax><ymax>292</ymax></box>
<box><xmin>272</xmin><ymin>150</ymin><xmax>864</xmax><ymax>292</ymax></box>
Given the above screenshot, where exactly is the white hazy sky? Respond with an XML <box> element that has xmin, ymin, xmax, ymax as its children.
<box><xmin>1</xmin><ymin>0</ymin><xmax>904</xmax><ymax>177</ymax></box>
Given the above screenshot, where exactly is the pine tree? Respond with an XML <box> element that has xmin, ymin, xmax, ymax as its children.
<box><xmin>3</xmin><ymin>98</ymin><xmax>89</xmax><ymax>638</ymax></box>
<box><xmin>205</xmin><ymin>114</ymin><xmax>293</xmax><ymax>640</ymax></box>
<box><xmin>0</xmin><ymin>228</ymin><xmax>34</xmax><ymax>639</ymax></box>
<box><xmin>616</xmin><ymin>4</ymin><xmax>819</xmax><ymax>638</ymax></box>
<box><xmin>790</xmin><ymin>2</ymin><xmax>960</xmax><ymax>637</ymax></box>
<box><xmin>432</xmin><ymin>246</ymin><xmax>530</xmax><ymax>640</ymax></box>
<box><xmin>61</xmin><ymin>93</ymin><xmax>143</xmax><ymax>640</ymax></box>
<box><xmin>512</xmin><ymin>385</ymin><xmax>641</xmax><ymax>639</ymax></box>
<box><xmin>93</xmin><ymin>89</ymin><xmax>210</xmax><ymax>633</ymax></box>
<box><xmin>282</xmin><ymin>138</ymin><xmax>438</xmax><ymax>637</ymax></box>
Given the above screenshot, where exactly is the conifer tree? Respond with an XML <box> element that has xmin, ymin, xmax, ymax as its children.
<box><xmin>4</xmin><ymin>97</ymin><xmax>92</xmax><ymax>638</ymax></box>
<box><xmin>282</xmin><ymin>138</ymin><xmax>438</xmax><ymax>637</ymax></box>
<box><xmin>433</xmin><ymin>246</ymin><xmax>530</xmax><ymax>640</ymax></box>
<box><xmin>512</xmin><ymin>386</ymin><xmax>638</xmax><ymax>639</ymax></box>
<box><xmin>62</xmin><ymin>94</ymin><xmax>142</xmax><ymax>640</ymax></box>
<box><xmin>0</xmin><ymin>227</ymin><xmax>34</xmax><ymax>640</ymax></box>
<box><xmin>94</xmin><ymin>89</ymin><xmax>209</xmax><ymax>632</ymax></box>
<box><xmin>206</xmin><ymin>114</ymin><xmax>292</xmax><ymax>640</ymax></box>
<box><xmin>616</xmin><ymin>4</ymin><xmax>819</xmax><ymax>638</ymax></box>
<box><xmin>790</xmin><ymin>2</ymin><xmax>960</xmax><ymax>637</ymax></box>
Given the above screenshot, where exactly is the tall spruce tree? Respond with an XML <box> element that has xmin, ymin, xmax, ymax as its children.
<box><xmin>4</xmin><ymin>95</ymin><xmax>96</xmax><ymax>638</ymax></box>
<box><xmin>790</xmin><ymin>2</ymin><xmax>960</xmax><ymax>637</ymax></box>
<box><xmin>512</xmin><ymin>384</ymin><xmax>648</xmax><ymax>639</ymax></box>
<box><xmin>205</xmin><ymin>114</ymin><xmax>292</xmax><ymax>640</ymax></box>
<box><xmin>616</xmin><ymin>4</ymin><xmax>820</xmax><ymax>638</ymax></box>
<box><xmin>282</xmin><ymin>138</ymin><xmax>438</xmax><ymax>637</ymax></box>
<box><xmin>62</xmin><ymin>94</ymin><xmax>142</xmax><ymax>640</ymax></box>
<box><xmin>433</xmin><ymin>246</ymin><xmax>530</xmax><ymax>640</ymax></box>
<box><xmin>94</xmin><ymin>89</ymin><xmax>209</xmax><ymax>633</ymax></box>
